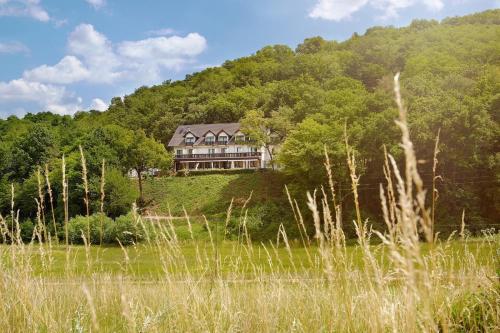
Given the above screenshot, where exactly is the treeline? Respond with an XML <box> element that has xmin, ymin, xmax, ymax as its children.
<box><xmin>1</xmin><ymin>10</ymin><xmax>498</xmax><ymax>234</ymax></box>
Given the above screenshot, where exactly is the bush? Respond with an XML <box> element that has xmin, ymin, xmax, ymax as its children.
<box><xmin>103</xmin><ymin>168</ymin><xmax>139</xmax><ymax>218</ymax></box>
<box><xmin>67</xmin><ymin>212</ymin><xmax>153</xmax><ymax>245</ymax></box>
<box><xmin>226</xmin><ymin>202</ymin><xmax>297</xmax><ymax>241</ymax></box>
<box><xmin>19</xmin><ymin>219</ymin><xmax>35</xmax><ymax>242</ymax></box>
<box><xmin>67</xmin><ymin>213</ymin><xmax>113</xmax><ymax>244</ymax></box>
<box><xmin>0</xmin><ymin>218</ymin><xmax>36</xmax><ymax>243</ymax></box>
<box><xmin>105</xmin><ymin>212</ymin><xmax>154</xmax><ymax>245</ymax></box>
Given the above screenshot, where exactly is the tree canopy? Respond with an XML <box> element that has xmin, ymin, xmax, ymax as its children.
<box><xmin>0</xmin><ymin>9</ymin><xmax>498</xmax><ymax>230</ymax></box>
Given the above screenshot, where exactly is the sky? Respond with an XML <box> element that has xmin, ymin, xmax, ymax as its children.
<box><xmin>0</xmin><ymin>0</ymin><xmax>498</xmax><ymax>118</ymax></box>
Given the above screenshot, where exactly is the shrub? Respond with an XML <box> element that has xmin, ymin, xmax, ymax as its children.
<box><xmin>105</xmin><ymin>212</ymin><xmax>153</xmax><ymax>245</ymax></box>
<box><xmin>226</xmin><ymin>202</ymin><xmax>297</xmax><ymax>241</ymax></box>
<box><xmin>67</xmin><ymin>212</ymin><xmax>156</xmax><ymax>245</ymax></box>
<box><xmin>67</xmin><ymin>213</ymin><xmax>113</xmax><ymax>244</ymax></box>
<box><xmin>19</xmin><ymin>219</ymin><xmax>35</xmax><ymax>242</ymax></box>
<box><xmin>103</xmin><ymin>168</ymin><xmax>139</xmax><ymax>218</ymax></box>
<box><xmin>0</xmin><ymin>218</ymin><xmax>36</xmax><ymax>243</ymax></box>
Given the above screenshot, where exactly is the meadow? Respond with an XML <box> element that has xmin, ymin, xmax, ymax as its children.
<box><xmin>0</xmin><ymin>226</ymin><xmax>498</xmax><ymax>332</ymax></box>
<box><xmin>0</xmin><ymin>74</ymin><xmax>498</xmax><ymax>332</ymax></box>
<box><xmin>1</xmin><ymin>237</ymin><xmax>496</xmax><ymax>278</ymax></box>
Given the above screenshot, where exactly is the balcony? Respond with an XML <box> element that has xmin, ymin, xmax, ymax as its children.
<box><xmin>202</xmin><ymin>139</ymin><xmax>229</xmax><ymax>145</ymax></box>
<box><xmin>175</xmin><ymin>152</ymin><xmax>261</xmax><ymax>160</ymax></box>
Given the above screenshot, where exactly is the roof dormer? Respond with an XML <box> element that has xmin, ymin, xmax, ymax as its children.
<box><xmin>184</xmin><ymin>131</ymin><xmax>196</xmax><ymax>145</ymax></box>
<box><xmin>217</xmin><ymin>130</ymin><xmax>229</xmax><ymax>143</ymax></box>
<box><xmin>204</xmin><ymin>130</ymin><xmax>216</xmax><ymax>144</ymax></box>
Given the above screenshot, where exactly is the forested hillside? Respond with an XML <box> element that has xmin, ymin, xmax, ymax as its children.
<box><xmin>1</xmin><ymin>10</ymin><xmax>498</xmax><ymax>235</ymax></box>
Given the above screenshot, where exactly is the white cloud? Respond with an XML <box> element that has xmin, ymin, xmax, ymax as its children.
<box><xmin>64</xmin><ymin>24</ymin><xmax>207</xmax><ymax>85</ymax></box>
<box><xmin>118</xmin><ymin>33</ymin><xmax>207</xmax><ymax>60</ymax></box>
<box><xmin>309</xmin><ymin>0</ymin><xmax>444</xmax><ymax>21</ymax></box>
<box><xmin>0</xmin><ymin>0</ymin><xmax>50</xmax><ymax>22</ymax></box>
<box><xmin>0</xmin><ymin>78</ymin><xmax>65</xmax><ymax>103</ymax></box>
<box><xmin>147</xmin><ymin>28</ymin><xmax>177</xmax><ymax>36</ymax></box>
<box><xmin>89</xmin><ymin>98</ymin><xmax>107</xmax><ymax>111</ymax></box>
<box><xmin>85</xmin><ymin>0</ymin><xmax>105</xmax><ymax>10</ymax></box>
<box><xmin>68</xmin><ymin>24</ymin><xmax>123</xmax><ymax>83</ymax></box>
<box><xmin>309</xmin><ymin>0</ymin><xmax>368</xmax><ymax>21</ymax></box>
<box><xmin>23</xmin><ymin>56</ymin><xmax>90</xmax><ymax>84</ymax></box>
<box><xmin>1</xmin><ymin>24</ymin><xmax>208</xmax><ymax>116</ymax></box>
<box><xmin>423</xmin><ymin>0</ymin><xmax>444</xmax><ymax>10</ymax></box>
<box><xmin>0</xmin><ymin>41</ymin><xmax>29</xmax><ymax>54</ymax></box>
<box><xmin>117</xmin><ymin>33</ymin><xmax>207</xmax><ymax>80</ymax></box>
<box><xmin>0</xmin><ymin>78</ymin><xmax>80</xmax><ymax>115</ymax></box>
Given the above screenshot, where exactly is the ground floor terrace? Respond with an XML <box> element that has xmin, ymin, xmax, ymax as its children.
<box><xmin>174</xmin><ymin>159</ymin><xmax>260</xmax><ymax>171</ymax></box>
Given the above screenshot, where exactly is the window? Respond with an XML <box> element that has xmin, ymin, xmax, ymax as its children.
<box><xmin>236</xmin><ymin>147</ymin><xmax>243</xmax><ymax>153</ymax></box>
<box><xmin>188</xmin><ymin>149</ymin><xmax>193</xmax><ymax>155</ymax></box>
<box><xmin>235</xmin><ymin>134</ymin><xmax>245</xmax><ymax>142</ymax></box>
<box><xmin>218</xmin><ymin>135</ymin><xmax>228</xmax><ymax>144</ymax></box>
<box><xmin>185</xmin><ymin>136</ymin><xmax>195</xmax><ymax>144</ymax></box>
<box><xmin>251</xmin><ymin>147</ymin><xmax>258</xmax><ymax>153</ymax></box>
<box><xmin>176</xmin><ymin>149</ymin><xmax>183</xmax><ymax>156</ymax></box>
<box><xmin>208</xmin><ymin>148</ymin><xmax>216</xmax><ymax>155</ymax></box>
<box><xmin>205</xmin><ymin>136</ymin><xmax>215</xmax><ymax>144</ymax></box>
<box><xmin>221</xmin><ymin>148</ymin><xmax>227</xmax><ymax>154</ymax></box>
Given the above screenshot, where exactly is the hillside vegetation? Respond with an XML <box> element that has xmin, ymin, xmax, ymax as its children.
<box><xmin>141</xmin><ymin>171</ymin><xmax>296</xmax><ymax>240</ymax></box>
<box><xmin>0</xmin><ymin>10</ymin><xmax>498</xmax><ymax>237</ymax></box>
<box><xmin>142</xmin><ymin>171</ymin><xmax>287</xmax><ymax>216</ymax></box>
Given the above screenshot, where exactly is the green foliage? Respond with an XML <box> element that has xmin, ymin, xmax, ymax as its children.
<box><xmin>101</xmin><ymin>168</ymin><xmax>138</xmax><ymax>218</ymax></box>
<box><xmin>0</xmin><ymin>10</ymin><xmax>499</xmax><ymax>236</ymax></box>
<box><xmin>19</xmin><ymin>219</ymin><xmax>36</xmax><ymax>242</ymax></box>
<box><xmin>142</xmin><ymin>171</ymin><xmax>289</xmax><ymax>217</ymax></box>
<box><xmin>67</xmin><ymin>212</ymin><xmax>149</xmax><ymax>245</ymax></box>
<box><xmin>226</xmin><ymin>201</ymin><xmax>296</xmax><ymax>241</ymax></box>
<box><xmin>6</xmin><ymin>125</ymin><xmax>55</xmax><ymax>181</ymax></box>
<box><xmin>67</xmin><ymin>213</ymin><xmax>114</xmax><ymax>244</ymax></box>
<box><xmin>448</xmin><ymin>289</ymin><xmax>500</xmax><ymax>332</ymax></box>
<box><xmin>106</xmin><ymin>213</ymin><xmax>146</xmax><ymax>245</ymax></box>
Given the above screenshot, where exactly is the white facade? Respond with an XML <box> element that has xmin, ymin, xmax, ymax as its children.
<box><xmin>168</xmin><ymin>123</ymin><xmax>272</xmax><ymax>171</ymax></box>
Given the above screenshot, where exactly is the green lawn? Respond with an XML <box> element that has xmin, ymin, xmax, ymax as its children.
<box><xmin>1</xmin><ymin>237</ymin><xmax>496</xmax><ymax>279</ymax></box>
<box><xmin>141</xmin><ymin>170</ymin><xmax>289</xmax><ymax>216</ymax></box>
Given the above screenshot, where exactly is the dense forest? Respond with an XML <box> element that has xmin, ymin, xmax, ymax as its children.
<box><xmin>0</xmin><ymin>9</ymin><xmax>498</xmax><ymax>238</ymax></box>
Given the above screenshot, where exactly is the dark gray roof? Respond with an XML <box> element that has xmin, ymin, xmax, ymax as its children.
<box><xmin>167</xmin><ymin>122</ymin><xmax>242</xmax><ymax>147</ymax></box>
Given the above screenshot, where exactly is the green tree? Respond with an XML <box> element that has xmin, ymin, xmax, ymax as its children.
<box><xmin>123</xmin><ymin>130</ymin><xmax>172</xmax><ymax>206</ymax></box>
<box><xmin>8</xmin><ymin>125</ymin><xmax>55</xmax><ymax>181</ymax></box>
<box><xmin>241</xmin><ymin>107</ymin><xmax>292</xmax><ymax>169</ymax></box>
<box><xmin>108</xmin><ymin>168</ymin><xmax>138</xmax><ymax>217</ymax></box>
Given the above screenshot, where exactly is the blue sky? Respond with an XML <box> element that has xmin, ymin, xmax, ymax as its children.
<box><xmin>0</xmin><ymin>0</ymin><xmax>498</xmax><ymax>118</ymax></box>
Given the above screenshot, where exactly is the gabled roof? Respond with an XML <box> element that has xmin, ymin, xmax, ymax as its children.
<box><xmin>168</xmin><ymin>122</ymin><xmax>241</xmax><ymax>147</ymax></box>
<box><xmin>183</xmin><ymin>130</ymin><xmax>196</xmax><ymax>137</ymax></box>
<box><xmin>202</xmin><ymin>130</ymin><xmax>216</xmax><ymax>137</ymax></box>
<box><xmin>216</xmin><ymin>129</ymin><xmax>229</xmax><ymax>136</ymax></box>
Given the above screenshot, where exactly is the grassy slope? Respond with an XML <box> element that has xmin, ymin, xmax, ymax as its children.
<box><xmin>2</xmin><ymin>238</ymin><xmax>495</xmax><ymax>278</ymax></box>
<box><xmin>141</xmin><ymin>170</ymin><xmax>289</xmax><ymax>216</ymax></box>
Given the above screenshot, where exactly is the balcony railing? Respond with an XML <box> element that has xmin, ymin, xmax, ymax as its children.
<box><xmin>203</xmin><ymin>140</ymin><xmax>228</xmax><ymax>145</ymax></box>
<box><xmin>175</xmin><ymin>152</ymin><xmax>261</xmax><ymax>160</ymax></box>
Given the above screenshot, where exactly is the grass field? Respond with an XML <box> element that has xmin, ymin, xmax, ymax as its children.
<box><xmin>0</xmin><ymin>237</ymin><xmax>497</xmax><ymax>278</ymax></box>
<box><xmin>1</xmin><ymin>231</ymin><xmax>498</xmax><ymax>332</ymax></box>
<box><xmin>1</xmin><ymin>79</ymin><xmax>498</xmax><ymax>331</ymax></box>
<box><xmin>141</xmin><ymin>170</ymin><xmax>288</xmax><ymax>216</ymax></box>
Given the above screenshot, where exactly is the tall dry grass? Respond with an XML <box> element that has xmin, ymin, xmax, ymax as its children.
<box><xmin>0</xmin><ymin>74</ymin><xmax>498</xmax><ymax>332</ymax></box>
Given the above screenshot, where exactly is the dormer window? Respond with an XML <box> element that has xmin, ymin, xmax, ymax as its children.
<box><xmin>235</xmin><ymin>134</ymin><xmax>245</xmax><ymax>143</ymax></box>
<box><xmin>204</xmin><ymin>131</ymin><xmax>215</xmax><ymax>144</ymax></box>
<box><xmin>184</xmin><ymin>132</ymin><xmax>196</xmax><ymax>145</ymax></box>
<box><xmin>218</xmin><ymin>134</ymin><xmax>228</xmax><ymax>144</ymax></box>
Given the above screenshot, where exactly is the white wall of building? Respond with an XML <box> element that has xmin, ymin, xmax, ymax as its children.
<box><xmin>174</xmin><ymin>145</ymin><xmax>259</xmax><ymax>155</ymax></box>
